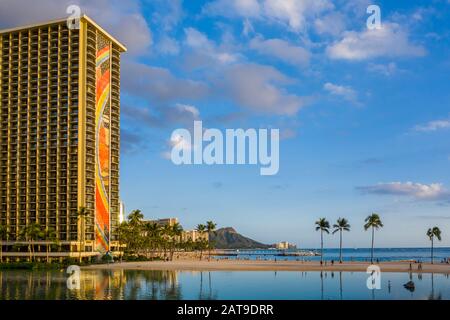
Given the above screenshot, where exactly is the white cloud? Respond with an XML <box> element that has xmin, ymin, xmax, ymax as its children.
<box><xmin>414</xmin><ymin>119</ymin><xmax>450</xmax><ymax>132</ymax></box>
<box><xmin>249</xmin><ymin>37</ymin><xmax>310</xmax><ymax>67</ymax></box>
<box><xmin>314</xmin><ymin>12</ymin><xmax>346</xmax><ymax>36</ymax></box>
<box><xmin>184</xmin><ymin>27</ymin><xmax>238</xmax><ymax>65</ymax></box>
<box><xmin>367</xmin><ymin>62</ymin><xmax>400</xmax><ymax>76</ymax></box>
<box><xmin>357</xmin><ymin>182</ymin><xmax>450</xmax><ymax>201</ymax></box>
<box><xmin>323</xmin><ymin>82</ymin><xmax>360</xmax><ymax>105</ymax></box>
<box><xmin>123</xmin><ymin>103</ymin><xmax>200</xmax><ymax>129</ymax></box>
<box><xmin>185</xmin><ymin>27</ymin><xmax>211</xmax><ymax>48</ymax></box>
<box><xmin>204</xmin><ymin>0</ymin><xmax>333</xmax><ymax>33</ymax></box>
<box><xmin>174</xmin><ymin>104</ymin><xmax>200</xmax><ymax>119</ymax></box>
<box><xmin>242</xmin><ymin>19</ymin><xmax>255</xmax><ymax>36</ymax></box>
<box><xmin>203</xmin><ymin>0</ymin><xmax>261</xmax><ymax>18</ymax></box>
<box><xmin>327</xmin><ymin>23</ymin><xmax>426</xmax><ymax>60</ymax></box>
<box><xmin>262</xmin><ymin>0</ymin><xmax>334</xmax><ymax>33</ymax></box>
<box><xmin>122</xmin><ymin>61</ymin><xmax>208</xmax><ymax>103</ymax></box>
<box><xmin>158</xmin><ymin>36</ymin><xmax>180</xmax><ymax>55</ymax></box>
<box><xmin>218</xmin><ymin>63</ymin><xmax>305</xmax><ymax>115</ymax></box>
<box><xmin>151</xmin><ymin>0</ymin><xmax>184</xmax><ymax>32</ymax></box>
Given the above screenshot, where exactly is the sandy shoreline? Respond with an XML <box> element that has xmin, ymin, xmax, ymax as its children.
<box><xmin>82</xmin><ymin>259</ymin><xmax>450</xmax><ymax>274</ymax></box>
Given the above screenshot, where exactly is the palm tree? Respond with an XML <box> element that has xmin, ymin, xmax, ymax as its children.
<box><xmin>315</xmin><ymin>218</ymin><xmax>330</xmax><ymax>263</ymax></box>
<box><xmin>44</xmin><ymin>228</ymin><xmax>58</xmax><ymax>263</ymax></box>
<box><xmin>206</xmin><ymin>221</ymin><xmax>217</xmax><ymax>261</ymax></box>
<box><xmin>77</xmin><ymin>207</ymin><xmax>88</xmax><ymax>263</ymax></box>
<box><xmin>196</xmin><ymin>224</ymin><xmax>206</xmax><ymax>260</ymax></box>
<box><xmin>20</xmin><ymin>223</ymin><xmax>43</xmax><ymax>262</ymax></box>
<box><xmin>332</xmin><ymin>218</ymin><xmax>351</xmax><ymax>263</ymax></box>
<box><xmin>426</xmin><ymin>227</ymin><xmax>442</xmax><ymax>264</ymax></box>
<box><xmin>364</xmin><ymin>213</ymin><xmax>383</xmax><ymax>263</ymax></box>
<box><xmin>170</xmin><ymin>223</ymin><xmax>183</xmax><ymax>261</ymax></box>
<box><xmin>142</xmin><ymin>222</ymin><xmax>160</xmax><ymax>258</ymax></box>
<box><xmin>0</xmin><ymin>224</ymin><xmax>7</xmax><ymax>263</ymax></box>
<box><xmin>117</xmin><ymin>222</ymin><xmax>129</xmax><ymax>261</ymax></box>
<box><xmin>128</xmin><ymin>209</ymin><xmax>144</xmax><ymax>226</ymax></box>
<box><xmin>162</xmin><ymin>224</ymin><xmax>173</xmax><ymax>259</ymax></box>
<box><xmin>127</xmin><ymin>210</ymin><xmax>145</xmax><ymax>255</ymax></box>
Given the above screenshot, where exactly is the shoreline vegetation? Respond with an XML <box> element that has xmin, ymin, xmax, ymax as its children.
<box><xmin>1</xmin><ymin>211</ymin><xmax>448</xmax><ymax>274</ymax></box>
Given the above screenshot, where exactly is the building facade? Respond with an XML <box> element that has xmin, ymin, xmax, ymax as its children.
<box><xmin>181</xmin><ymin>230</ymin><xmax>208</xmax><ymax>243</ymax></box>
<box><xmin>0</xmin><ymin>16</ymin><xmax>126</xmax><ymax>260</ymax></box>
<box><xmin>275</xmin><ymin>241</ymin><xmax>296</xmax><ymax>250</ymax></box>
<box><xmin>144</xmin><ymin>218</ymin><xmax>179</xmax><ymax>227</ymax></box>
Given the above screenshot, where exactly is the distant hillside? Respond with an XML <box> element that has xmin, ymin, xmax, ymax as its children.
<box><xmin>210</xmin><ymin>227</ymin><xmax>271</xmax><ymax>249</ymax></box>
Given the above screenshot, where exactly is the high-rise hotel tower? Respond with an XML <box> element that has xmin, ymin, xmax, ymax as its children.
<box><xmin>0</xmin><ymin>16</ymin><xmax>126</xmax><ymax>260</ymax></box>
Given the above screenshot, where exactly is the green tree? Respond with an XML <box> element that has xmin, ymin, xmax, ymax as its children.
<box><xmin>126</xmin><ymin>210</ymin><xmax>145</xmax><ymax>255</ymax></box>
<box><xmin>43</xmin><ymin>228</ymin><xmax>58</xmax><ymax>263</ymax></box>
<box><xmin>150</xmin><ymin>223</ymin><xmax>163</xmax><ymax>258</ymax></box>
<box><xmin>117</xmin><ymin>222</ymin><xmax>130</xmax><ymax>262</ymax></box>
<box><xmin>332</xmin><ymin>218</ymin><xmax>351</xmax><ymax>263</ymax></box>
<box><xmin>364</xmin><ymin>213</ymin><xmax>383</xmax><ymax>263</ymax></box>
<box><xmin>161</xmin><ymin>224</ymin><xmax>173</xmax><ymax>259</ymax></box>
<box><xmin>0</xmin><ymin>224</ymin><xmax>8</xmax><ymax>263</ymax></box>
<box><xmin>20</xmin><ymin>223</ymin><xmax>43</xmax><ymax>262</ymax></box>
<box><xmin>206</xmin><ymin>221</ymin><xmax>217</xmax><ymax>261</ymax></box>
<box><xmin>77</xmin><ymin>207</ymin><xmax>89</xmax><ymax>263</ymax></box>
<box><xmin>426</xmin><ymin>227</ymin><xmax>442</xmax><ymax>264</ymax></box>
<box><xmin>142</xmin><ymin>222</ymin><xmax>161</xmax><ymax>258</ymax></box>
<box><xmin>128</xmin><ymin>209</ymin><xmax>144</xmax><ymax>226</ymax></box>
<box><xmin>169</xmin><ymin>222</ymin><xmax>183</xmax><ymax>261</ymax></box>
<box><xmin>196</xmin><ymin>224</ymin><xmax>206</xmax><ymax>260</ymax></box>
<box><xmin>315</xmin><ymin>218</ymin><xmax>330</xmax><ymax>263</ymax></box>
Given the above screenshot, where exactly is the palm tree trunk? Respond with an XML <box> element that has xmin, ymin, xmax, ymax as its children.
<box><xmin>320</xmin><ymin>230</ymin><xmax>324</xmax><ymax>263</ymax></box>
<box><xmin>199</xmin><ymin>271</ymin><xmax>204</xmax><ymax>299</ymax></box>
<box><xmin>339</xmin><ymin>230</ymin><xmax>343</xmax><ymax>263</ymax></box>
<box><xmin>371</xmin><ymin>227</ymin><xmax>375</xmax><ymax>263</ymax></box>
<box><xmin>79</xmin><ymin>221</ymin><xmax>83</xmax><ymax>263</ymax></box>
<box><xmin>208</xmin><ymin>271</ymin><xmax>212</xmax><ymax>298</ymax></box>
<box><xmin>320</xmin><ymin>271</ymin><xmax>324</xmax><ymax>300</ymax></box>
<box><xmin>431</xmin><ymin>237</ymin><xmax>434</xmax><ymax>264</ymax></box>
<box><xmin>31</xmin><ymin>240</ymin><xmax>34</xmax><ymax>262</ymax></box>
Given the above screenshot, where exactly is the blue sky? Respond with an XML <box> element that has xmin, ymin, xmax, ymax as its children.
<box><xmin>1</xmin><ymin>0</ymin><xmax>450</xmax><ymax>248</ymax></box>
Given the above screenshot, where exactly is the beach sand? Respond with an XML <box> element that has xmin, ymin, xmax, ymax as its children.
<box><xmin>82</xmin><ymin>259</ymin><xmax>450</xmax><ymax>274</ymax></box>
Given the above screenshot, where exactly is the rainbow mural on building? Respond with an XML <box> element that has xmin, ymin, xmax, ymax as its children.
<box><xmin>95</xmin><ymin>35</ymin><xmax>111</xmax><ymax>253</ymax></box>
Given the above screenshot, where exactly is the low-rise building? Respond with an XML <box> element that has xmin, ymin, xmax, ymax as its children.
<box><xmin>181</xmin><ymin>230</ymin><xmax>209</xmax><ymax>243</ymax></box>
<box><xmin>144</xmin><ymin>218</ymin><xmax>179</xmax><ymax>227</ymax></box>
<box><xmin>276</xmin><ymin>241</ymin><xmax>296</xmax><ymax>250</ymax></box>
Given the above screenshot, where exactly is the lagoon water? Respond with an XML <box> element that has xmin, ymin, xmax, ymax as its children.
<box><xmin>1</xmin><ymin>269</ymin><xmax>449</xmax><ymax>300</ymax></box>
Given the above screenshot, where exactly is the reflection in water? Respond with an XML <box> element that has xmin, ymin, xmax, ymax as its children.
<box><xmin>198</xmin><ymin>271</ymin><xmax>218</xmax><ymax>300</ymax></box>
<box><xmin>0</xmin><ymin>269</ymin><xmax>181</xmax><ymax>300</ymax></box>
<box><xmin>0</xmin><ymin>270</ymin><xmax>449</xmax><ymax>300</ymax></box>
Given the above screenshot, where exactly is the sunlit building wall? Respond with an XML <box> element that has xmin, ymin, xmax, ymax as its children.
<box><xmin>0</xmin><ymin>16</ymin><xmax>126</xmax><ymax>259</ymax></box>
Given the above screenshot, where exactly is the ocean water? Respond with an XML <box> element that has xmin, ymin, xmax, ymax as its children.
<box><xmin>215</xmin><ymin>247</ymin><xmax>450</xmax><ymax>262</ymax></box>
<box><xmin>0</xmin><ymin>269</ymin><xmax>449</xmax><ymax>300</ymax></box>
